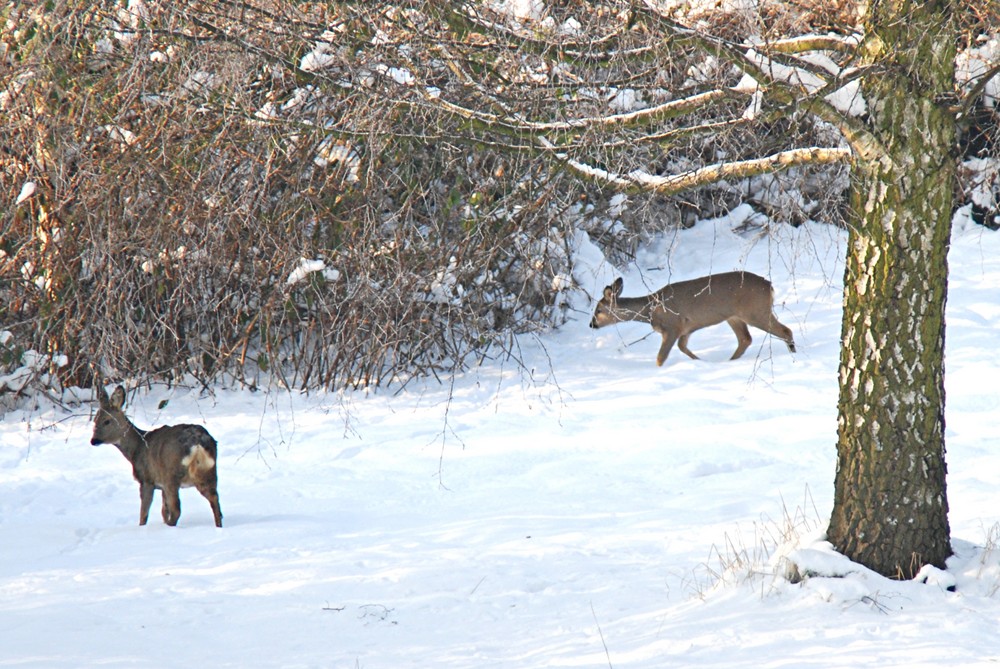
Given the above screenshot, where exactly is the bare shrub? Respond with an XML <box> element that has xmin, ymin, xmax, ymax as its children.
<box><xmin>1</xmin><ymin>2</ymin><xmax>581</xmax><ymax>390</ymax></box>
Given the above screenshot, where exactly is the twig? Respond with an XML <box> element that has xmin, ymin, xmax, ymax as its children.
<box><xmin>591</xmin><ymin>602</ymin><xmax>614</xmax><ymax>669</ymax></box>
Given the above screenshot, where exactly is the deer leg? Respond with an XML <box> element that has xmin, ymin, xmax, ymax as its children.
<box><xmin>727</xmin><ymin>318</ymin><xmax>753</xmax><ymax>360</ymax></box>
<box><xmin>677</xmin><ymin>332</ymin><xmax>699</xmax><ymax>360</ymax></box>
<box><xmin>197</xmin><ymin>484</ymin><xmax>224</xmax><ymax>528</ymax></box>
<box><xmin>655</xmin><ymin>330</ymin><xmax>679</xmax><ymax>367</ymax></box>
<box><xmin>161</xmin><ymin>486</ymin><xmax>181</xmax><ymax>526</ymax></box>
<box><xmin>138</xmin><ymin>483</ymin><xmax>155</xmax><ymax>526</ymax></box>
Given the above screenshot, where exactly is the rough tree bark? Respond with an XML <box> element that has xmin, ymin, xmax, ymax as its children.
<box><xmin>826</xmin><ymin>0</ymin><xmax>956</xmax><ymax>577</ymax></box>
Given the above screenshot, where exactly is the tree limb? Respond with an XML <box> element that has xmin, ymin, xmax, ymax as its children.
<box><xmin>541</xmin><ymin>141</ymin><xmax>853</xmax><ymax>196</ymax></box>
<box><xmin>757</xmin><ymin>34</ymin><xmax>863</xmax><ymax>55</ymax></box>
<box><xmin>958</xmin><ymin>59</ymin><xmax>1000</xmax><ymax>122</ymax></box>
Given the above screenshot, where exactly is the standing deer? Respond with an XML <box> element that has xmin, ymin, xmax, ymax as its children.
<box><xmin>91</xmin><ymin>385</ymin><xmax>223</xmax><ymax>527</ymax></box>
<box><xmin>590</xmin><ymin>271</ymin><xmax>796</xmax><ymax>367</ymax></box>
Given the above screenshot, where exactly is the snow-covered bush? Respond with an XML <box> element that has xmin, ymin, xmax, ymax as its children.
<box><xmin>0</xmin><ymin>331</ymin><xmax>68</xmax><ymax>410</ymax></box>
<box><xmin>1</xmin><ymin>2</ymin><xmax>584</xmax><ymax>391</ymax></box>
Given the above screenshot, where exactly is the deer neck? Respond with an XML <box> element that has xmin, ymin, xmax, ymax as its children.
<box><xmin>614</xmin><ymin>296</ymin><xmax>655</xmax><ymax>324</ymax></box>
<box><xmin>117</xmin><ymin>422</ymin><xmax>151</xmax><ymax>462</ymax></box>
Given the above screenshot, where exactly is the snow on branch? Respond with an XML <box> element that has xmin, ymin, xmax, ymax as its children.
<box><xmin>739</xmin><ymin>48</ymin><xmax>868</xmax><ymax>118</ymax></box>
<box><xmin>422</xmin><ymin>87</ymin><xmax>737</xmax><ymax>135</ymax></box>
<box><xmin>544</xmin><ymin>142</ymin><xmax>853</xmax><ymax>196</ymax></box>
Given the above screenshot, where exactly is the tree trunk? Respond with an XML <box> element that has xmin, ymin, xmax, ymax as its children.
<box><xmin>827</xmin><ymin>1</ymin><xmax>956</xmax><ymax>578</ymax></box>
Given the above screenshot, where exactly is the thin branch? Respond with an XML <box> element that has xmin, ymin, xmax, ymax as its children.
<box><xmin>586</xmin><ymin>116</ymin><xmax>761</xmax><ymax>151</ymax></box>
<box><xmin>444</xmin><ymin>1</ymin><xmax>652</xmax><ymax>64</ymax></box>
<box><xmin>401</xmin><ymin>73</ymin><xmax>749</xmax><ymax>151</ymax></box>
<box><xmin>414</xmin><ymin>85</ymin><xmax>739</xmax><ymax>136</ymax></box>
<box><xmin>591</xmin><ymin>602</ymin><xmax>614</xmax><ymax>669</ymax></box>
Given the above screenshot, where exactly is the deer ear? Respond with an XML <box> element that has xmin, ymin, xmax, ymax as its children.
<box><xmin>110</xmin><ymin>386</ymin><xmax>126</xmax><ymax>410</ymax></box>
<box><xmin>612</xmin><ymin>277</ymin><xmax>624</xmax><ymax>296</ymax></box>
<box><xmin>96</xmin><ymin>384</ymin><xmax>110</xmax><ymax>407</ymax></box>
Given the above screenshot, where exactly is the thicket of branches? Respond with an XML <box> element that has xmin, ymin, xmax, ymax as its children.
<box><xmin>2</xmin><ymin>1</ymin><xmax>575</xmax><ymax>391</ymax></box>
<box><xmin>1</xmin><ymin>0</ymin><xmax>996</xmax><ymax>394</ymax></box>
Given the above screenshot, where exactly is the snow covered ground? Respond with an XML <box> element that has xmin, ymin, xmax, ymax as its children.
<box><xmin>2</xmin><ymin>209</ymin><xmax>999</xmax><ymax>668</ymax></box>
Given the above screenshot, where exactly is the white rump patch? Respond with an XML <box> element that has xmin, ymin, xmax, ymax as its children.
<box><xmin>181</xmin><ymin>445</ymin><xmax>216</xmax><ymax>470</ymax></box>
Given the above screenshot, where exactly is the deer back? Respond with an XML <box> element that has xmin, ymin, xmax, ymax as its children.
<box><xmin>649</xmin><ymin>271</ymin><xmax>775</xmax><ymax>330</ymax></box>
<box><xmin>139</xmin><ymin>424</ymin><xmax>218</xmax><ymax>487</ymax></box>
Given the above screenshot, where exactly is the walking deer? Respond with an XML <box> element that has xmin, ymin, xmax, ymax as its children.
<box><xmin>91</xmin><ymin>385</ymin><xmax>223</xmax><ymax>527</ymax></box>
<box><xmin>590</xmin><ymin>271</ymin><xmax>796</xmax><ymax>367</ymax></box>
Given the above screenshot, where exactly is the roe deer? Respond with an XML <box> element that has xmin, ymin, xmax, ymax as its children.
<box><xmin>590</xmin><ymin>271</ymin><xmax>796</xmax><ymax>367</ymax></box>
<box><xmin>91</xmin><ymin>385</ymin><xmax>223</xmax><ymax>527</ymax></box>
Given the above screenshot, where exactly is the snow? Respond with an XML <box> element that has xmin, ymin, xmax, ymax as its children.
<box><xmin>2</xmin><ymin>210</ymin><xmax>1000</xmax><ymax>667</ymax></box>
<box><xmin>300</xmin><ymin>43</ymin><xmax>338</xmax><ymax>73</ymax></box>
<box><xmin>15</xmin><ymin>181</ymin><xmax>36</xmax><ymax>205</ymax></box>
<box><xmin>492</xmin><ymin>0</ymin><xmax>547</xmax><ymax>22</ymax></box>
<box><xmin>608</xmin><ymin>88</ymin><xmax>644</xmax><ymax>112</ymax></box>
<box><xmin>607</xmin><ymin>193</ymin><xmax>628</xmax><ymax>217</ymax></box>
<box><xmin>285</xmin><ymin>258</ymin><xmax>340</xmax><ymax>287</ymax></box>
<box><xmin>0</xmin><ymin>70</ymin><xmax>34</xmax><ymax>111</ymax></box>
<box><xmin>178</xmin><ymin>71</ymin><xmax>218</xmax><ymax>98</ymax></box>
<box><xmin>957</xmin><ymin>36</ymin><xmax>1000</xmax><ymax>107</ymax></box>
<box><xmin>739</xmin><ymin>50</ymin><xmax>867</xmax><ymax>118</ymax></box>
<box><xmin>313</xmin><ymin>138</ymin><xmax>361</xmax><ymax>180</ymax></box>
<box><xmin>651</xmin><ymin>0</ymin><xmax>759</xmax><ymax>14</ymax></box>
<box><xmin>375</xmin><ymin>63</ymin><xmax>416</xmax><ymax>87</ymax></box>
